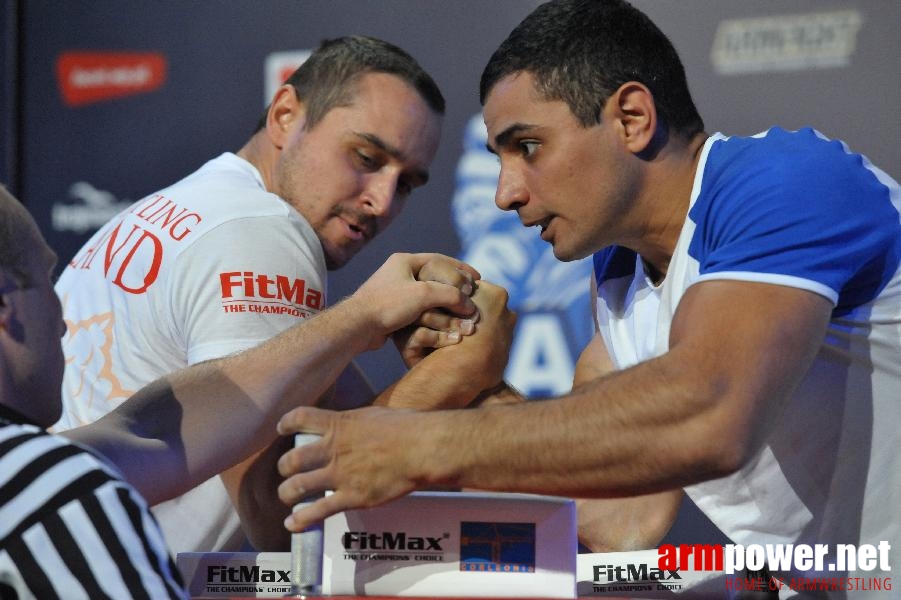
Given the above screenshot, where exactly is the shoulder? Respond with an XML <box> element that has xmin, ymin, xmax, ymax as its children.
<box><xmin>146</xmin><ymin>153</ymin><xmax>320</xmax><ymax>256</ymax></box>
<box><xmin>688</xmin><ymin>129</ymin><xmax>901</xmax><ymax>308</ymax></box>
<box><xmin>693</xmin><ymin>127</ymin><xmax>899</xmax><ymax>234</ymax></box>
<box><xmin>1</xmin><ymin>424</ymin><xmax>133</xmax><ymax>539</ymax></box>
<box><xmin>708</xmin><ymin>127</ymin><xmax>842</xmax><ymax>165</ymax></box>
<box><xmin>152</xmin><ymin>153</ymin><xmax>295</xmax><ymax>226</ymax></box>
<box><xmin>0</xmin><ymin>427</ymin><xmax>185</xmax><ymax>599</ymax></box>
<box><xmin>704</xmin><ymin>127</ymin><xmax>890</xmax><ymax>199</ymax></box>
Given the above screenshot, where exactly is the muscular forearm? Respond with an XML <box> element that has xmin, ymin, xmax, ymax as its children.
<box><xmin>412</xmin><ymin>285</ymin><xmax>830</xmax><ymax>497</ymax></box>
<box><xmin>569</xmin><ymin>330</ymin><xmax>681</xmax><ymax>552</ymax></box>
<box><xmin>225</xmin><ymin>370</ymin><xmax>372</xmax><ymax>549</ymax></box>
<box><xmin>68</xmin><ymin>297</ymin><xmax>373</xmax><ymax>502</ymax></box>
<box><xmin>374</xmin><ymin>348</ymin><xmax>489</xmax><ymax>410</ymax></box>
<box><xmin>221</xmin><ymin>437</ymin><xmax>295</xmax><ymax>551</ymax></box>
<box><xmin>275</xmin><ymin>360</ymin><xmax>702</xmax><ymax>533</ymax></box>
<box><xmin>278</xmin><ymin>280</ymin><xmax>833</xmax><ymax>533</ymax></box>
<box><xmin>409</xmin><ymin>354</ymin><xmax>749</xmax><ymax>497</ymax></box>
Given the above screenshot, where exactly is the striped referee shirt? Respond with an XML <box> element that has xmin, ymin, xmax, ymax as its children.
<box><xmin>0</xmin><ymin>405</ymin><xmax>187</xmax><ymax>599</ymax></box>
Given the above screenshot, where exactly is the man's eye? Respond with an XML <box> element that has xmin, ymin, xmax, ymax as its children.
<box><xmin>520</xmin><ymin>140</ymin><xmax>540</xmax><ymax>157</ymax></box>
<box><xmin>356</xmin><ymin>150</ymin><xmax>378</xmax><ymax>169</ymax></box>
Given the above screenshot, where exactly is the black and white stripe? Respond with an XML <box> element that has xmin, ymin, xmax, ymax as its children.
<box><xmin>0</xmin><ymin>423</ymin><xmax>186</xmax><ymax>599</ymax></box>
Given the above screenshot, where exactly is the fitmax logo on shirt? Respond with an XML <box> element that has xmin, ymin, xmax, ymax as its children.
<box><xmin>220</xmin><ymin>271</ymin><xmax>323</xmax><ymax>312</ymax></box>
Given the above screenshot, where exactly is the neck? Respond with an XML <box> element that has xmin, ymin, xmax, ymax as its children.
<box><xmin>236</xmin><ymin>133</ymin><xmax>276</xmax><ymax>193</ymax></box>
<box><xmin>632</xmin><ymin>131</ymin><xmax>709</xmax><ymax>281</ymax></box>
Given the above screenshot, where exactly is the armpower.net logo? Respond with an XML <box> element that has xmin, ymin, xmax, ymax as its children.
<box><xmin>56</xmin><ymin>51</ymin><xmax>167</xmax><ymax>106</ymax></box>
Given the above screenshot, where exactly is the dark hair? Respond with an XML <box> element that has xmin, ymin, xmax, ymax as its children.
<box><xmin>255</xmin><ymin>35</ymin><xmax>444</xmax><ymax>132</ymax></box>
<box><xmin>480</xmin><ymin>0</ymin><xmax>703</xmax><ymax>138</ymax></box>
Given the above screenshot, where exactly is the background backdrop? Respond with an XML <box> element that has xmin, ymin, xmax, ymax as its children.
<box><xmin>3</xmin><ymin>0</ymin><xmax>900</xmax><ymax>546</ymax></box>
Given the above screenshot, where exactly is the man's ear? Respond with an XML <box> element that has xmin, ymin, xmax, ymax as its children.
<box><xmin>606</xmin><ymin>82</ymin><xmax>659</xmax><ymax>156</ymax></box>
<box><xmin>265</xmin><ymin>84</ymin><xmax>307</xmax><ymax>150</ymax></box>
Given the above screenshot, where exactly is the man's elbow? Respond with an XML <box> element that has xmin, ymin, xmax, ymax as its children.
<box><xmin>688</xmin><ymin>397</ymin><xmax>766</xmax><ymax>479</ymax></box>
<box><xmin>243</xmin><ymin>518</ymin><xmax>291</xmax><ymax>551</ymax></box>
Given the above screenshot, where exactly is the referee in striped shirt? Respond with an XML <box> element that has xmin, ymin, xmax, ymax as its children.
<box><xmin>0</xmin><ymin>186</ymin><xmax>187</xmax><ymax>599</ymax></box>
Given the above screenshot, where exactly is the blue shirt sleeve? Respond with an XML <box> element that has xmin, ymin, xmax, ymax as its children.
<box><xmin>688</xmin><ymin>128</ymin><xmax>901</xmax><ymax>314</ymax></box>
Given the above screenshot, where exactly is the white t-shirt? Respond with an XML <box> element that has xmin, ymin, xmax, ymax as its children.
<box><xmin>593</xmin><ymin>128</ymin><xmax>901</xmax><ymax>597</ymax></box>
<box><xmin>54</xmin><ymin>153</ymin><xmax>327</xmax><ymax>554</ymax></box>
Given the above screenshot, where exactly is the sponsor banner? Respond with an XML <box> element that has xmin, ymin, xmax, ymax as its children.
<box><xmin>577</xmin><ymin>550</ymin><xmax>724</xmax><ymax>598</ymax></box>
<box><xmin>51</xmin><ymin>181</ymin><xmax>134</xmax><ymax>235</ymax></box>
<box><xmin>263</xmin><ymin>50</ymin><xmax>312</xmax><ymax>106</ymax></box>
<box><xmin>56</xmin><ymin>51</ymin><xmax>167</xmax><ymax>106</ymax></box>
<box><xmin>176</xmin><ymin>552</ymin><xmax>293</xmax><ymax>598</ymax></box>
<box><xmin>578</xmin><ymin>544</ymin><xmax>894</xmax><ymax>596</ymax></box>
<box><xmin>320</xmin><ymin>491</ymin><xmax>577</xmax><ymax>597</ymax></box>
<box><xmin>711</xmin><ymin>10</ymin><xmax>863</xmax><ymax>75</ymax></box>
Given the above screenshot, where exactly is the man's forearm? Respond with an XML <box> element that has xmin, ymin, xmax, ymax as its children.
<box><xmin>70</xmin><ymin>252</ymin><xmax>483</xmax><ymax>502</ymax></box>
<box><xmin>278</xmin><ymin>281</ymin><xmax>835</xmax><ymax>534</ymax></box>
<box><xmin>374</xmin><ymin>351</ymin><xmax>488</xmax><ymax>410</ymax></box>
<box><xmin>221</xmin><ymin>437</ymin><xmax>295</xmax><ymax>551</ymax></box>
<box><xmin>67</xmin><ymin>297</ymin><xmax>372</xmax><ymax>501</ymax></box>
<box><xmin>410</xmin><ymin>347</ymin><xmax>782</xmax><ymax>499</ymax></box>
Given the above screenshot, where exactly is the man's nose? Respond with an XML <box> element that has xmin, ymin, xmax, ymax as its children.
<box><xmin>362</xmin><ymin>172</ymin><xmax>399</xmax><ymax>218</ymax></box>
<box><xmin>495</xmin><ymin>164</ymin><xmax>527</xmax><ymax>212</ymax></box>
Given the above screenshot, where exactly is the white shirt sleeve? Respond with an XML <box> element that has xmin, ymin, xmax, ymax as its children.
<box><xmin>167</xmin><ymin>213</ymin><xmax>327</xmax><ymax>365</ymax></box>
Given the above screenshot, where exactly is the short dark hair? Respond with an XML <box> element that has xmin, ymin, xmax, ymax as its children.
<box><xmin>480</xmin><ymin>0</ymin><xmax>704</xmax><ymax>139</ymax></box>
<box><xmin>255</xmin><ymin>35</ymin><xmax>445</xmax><ymax>132</ymax></box>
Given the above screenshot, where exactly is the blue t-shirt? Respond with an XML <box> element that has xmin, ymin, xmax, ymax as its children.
<box><xmin>596</xmin><ymin>127</ymin><xmax>901</xmax><ymax>313</ymax></box>
<box><xmin>592</xmin><ymin>128</ymin><xmax>901</xmax><ymax>589</ymax></box>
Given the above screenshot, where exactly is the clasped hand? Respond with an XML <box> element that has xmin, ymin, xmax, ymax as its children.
<box><xmin>276</xmin><ymin>252</ymin><xmax>517</xmax><ymax>532</ymax></box>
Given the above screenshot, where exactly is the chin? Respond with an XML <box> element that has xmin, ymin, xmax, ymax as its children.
<box><xmin>552</xmin><ymin>244</ymin><xmax>591</xmax><ymax>263</ymax></box>
<box><xmin>325</xmin><ymin>258</ymin><xmax>345</xmax><ymax>271</ymax></box>
<box><xmin>325</xmin><ymin>251</ymin><xmax>353</xmax><ymax>271</ymax></box>
<box><xmin>322</xmin><ymin>242</ymin><xmax>351</xmax><ymax>270</ymax></box>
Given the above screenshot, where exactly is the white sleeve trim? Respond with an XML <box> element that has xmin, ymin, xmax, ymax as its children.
<box><xmin>694</xmin><ymin>271</ymin><xmax>839</xmax><ymax>305</ymax></box>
